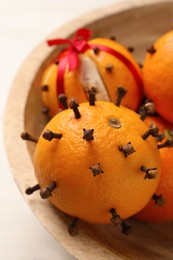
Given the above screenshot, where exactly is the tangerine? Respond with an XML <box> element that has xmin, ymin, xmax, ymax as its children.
<box><xmin>41</xmin><ymin>37</ymin><xmax>143</xmax><ymax>117</ymax></box>
<box><xmin>31</xmin><ymin>96</ymin><xmax>161</xmax><ymax>226</ymax></box>
<box><xmin>135</xmin><ymin>116</ymin><xmax>173</xmax><ymax>222</ymax></box>
<box><xmin>142</xmin><ymin>30</ymin><xmax>173</xmax><ymax>123</ymax></box>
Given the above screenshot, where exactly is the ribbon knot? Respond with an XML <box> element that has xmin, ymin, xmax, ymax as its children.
<box><xmin>47</xmin><ymin>28</ymin><xmax>92</xmax><ymax>70</ymax></box>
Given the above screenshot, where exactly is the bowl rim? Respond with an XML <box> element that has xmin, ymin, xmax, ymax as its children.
<box><xmin>3</xmin><ymin>0</ymin><xmax>173</xmax><ymax>259</ymax></box>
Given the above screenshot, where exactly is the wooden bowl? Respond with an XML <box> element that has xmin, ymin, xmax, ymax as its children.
<box><xmin>4</xmin><ymin>0</ymin><xmax>173</xmax><ymax>259</ymax></box>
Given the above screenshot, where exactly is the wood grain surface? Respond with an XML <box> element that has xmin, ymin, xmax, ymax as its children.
<box><xmin>4</xmin><ymin>0</ymin><xmax>173</xmax><ymax>259</ymax></box>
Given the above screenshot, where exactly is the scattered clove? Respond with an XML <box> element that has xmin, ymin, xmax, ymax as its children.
<box><xmin>25</xmin><ymin>184</ymin><xmax>40</xmax><ymax>195</ymax></box>
<box><xmin>20</xmin><ymin>132</ymin><xmax>38</xmax><ymax>143</ymax></box>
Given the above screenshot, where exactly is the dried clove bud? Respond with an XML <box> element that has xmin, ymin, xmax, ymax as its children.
<box><xmin>142</xmin><ymin>123</ymin><xmax>159</xmax><ymax>140</ymax></box>
<box><xmin>58</xmin><ymin>93</ymin><xmax>68</xmax><ymax>109</ymax></box>
<box><xmin>147</xmin><ymin>45</ymin><xmax>156</xmax><ymax>54</ymax></box>
<box><xmin>156</xmin><ymin>132</ymin><xmax>165</xmax><ymax>142</ymax></box>
<box><xmin>68</xmin><ymin>217</ymin><xmax>79</xmax><ymax>236</ymax></box>
<box><xmin>41</xmin><ymin>85</ymin><xmax>49</xmax><ymax>91</ymax></box>
<box><xmin>83</xmin><ymin>129</ymin><xmax>94</xmax><ymax>141</ymax></box>
<box><xmin>140</xmin><ymin>102</ymin><xmax>156</xmax><ymax>120</ymax></box>
<box><xmin>25</xmin><ymin>184</ymin><xmax>40</xmax><ymax>195</ymax></box>
<box><xmin>138</xmin><ymin>63</ymin><xmax>143</xmax><ymax>68</ymax></box>
<box><xmin>106</xmin><ymin>63</ymin><xmax>114</xmax><ymax>73</ymax></box>
<box><xmin>157</xmin><ymin>139</ymin><xmax>173</xmax><ymax>149</ymax></box>
<box><xmin>86</xmin><ymin>86</ymin><xmax>98</xmax><ymax>106</ymax></box>
<box><xmin>42</xmin><ymin>129</ymin><xmax>62</xmax><ymax>141</ymax></box>
<box><xmin>115</xmin><ymin>86</ymin><xmax>127</xmax><ymax>107</ymax></box>
<box><xmin>127</xmin><ymin>46</ymin><xmax>135</xmax><ymax>53</ymax></box>
<box><xmin>69</xmin><ymin>98</ymin><xmax>81</xmax><ymax>119</ymax></box>
<box><xmin>20</xmin><ymin>132</ymin><xmax>38</xmax><ymax>143</ymax></box>
<box><xmin>121</xmin><ymin>220</ymin><xmax>132</xmax><ymax>235</ymax></box>
<box><xmin>118</xmin><ymin>142</ymin><xmax>136</xmax><ymax>158</ymax></box>
<box><xmin>141</xmin><ymin>166</ymin><xmax>158</xmax><ymax>179</ymax></box>
<box><xmin>93</xmin><ymin>46</ymin><xmax>100</xmax><ymax>55</ymax></box>
<box><xmin>40</xmin><ymin>181</ymin><xmax>56</xmax><ymax>199</ymax></box>
<box><xmin>110</xmin><ymin>36</ymin><xmax>116</xmax><ymax>41</ymax></box>
<box><xmin>152</xmin><ymin>194</ymin><xmax>166</xmax><ymax>206</ymax></box>
<box><xmin>110</xmin><ymin>208</ymin><xmax>122</xmax><ymax>225</ymax></box>
<box><xmin>89</xmin><ymin>163</ymin><xmax>104</xmax><ymax>177</ymax></box>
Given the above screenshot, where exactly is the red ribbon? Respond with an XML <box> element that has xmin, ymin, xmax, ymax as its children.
<box><xmin>47</xmin><ymin>28</ymin><xmax>143</xmax><ymax>107</ymax></box>
<box><xmin>47</xmin><ymin>28</ymin><xmax>92</xmax><ymax>103</ymax></box>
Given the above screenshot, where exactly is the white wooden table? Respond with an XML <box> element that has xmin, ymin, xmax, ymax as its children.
<box><xmin>0</xmin><ymin>0</ymin><xmax>117</xmax><ymax>259</ymax></box>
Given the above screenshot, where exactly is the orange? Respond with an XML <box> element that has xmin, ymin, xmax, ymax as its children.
<box><xmin>41</xmin><ymin>38</ymin><xmax>143</xmax><ymax>118</ymax></box>
<box><xmin>135</xmin><ymin>116</ymin><xmax>173</xmax><ymax>222</ymax></box>
<box><xmin>142</xmin><ymin>30</ymin><xmax>173</xmax><ymax>123</ymax></box>
<box><xmin>33</xmin><ymin>100</ymin><xmax>161</xmax><ymax>224</ymax></box>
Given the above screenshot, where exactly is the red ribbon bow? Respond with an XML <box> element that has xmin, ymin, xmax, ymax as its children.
<box><xmin>47</xmin><ymin>28</ymin><xmax>92</xmax><ymax>70</ymax></box>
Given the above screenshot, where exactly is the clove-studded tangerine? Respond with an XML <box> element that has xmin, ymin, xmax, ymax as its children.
<box><xmin>135</xmin><ymin>116</ymin><xmax>173</xmax><ymax>222</ymax></box>
<box><xmin>40</xmin><ymin>29</ymin><xmax>143</xmax><ymax>117</ymax></box>
<box><xmin>142</xmin><ymin>30</ymin><xmax>173</xmax><ymax>123</ymax></box>
<box><xmin>30</xmin><ymin>97</ymin><xmax>161</xmax><ymax>227</ymax></box>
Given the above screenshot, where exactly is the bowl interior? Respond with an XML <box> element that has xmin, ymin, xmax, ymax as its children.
<box><xmin>19</xmin><ymin>1</ymin><xmax>173</xmax><ymax>259</ymax></box>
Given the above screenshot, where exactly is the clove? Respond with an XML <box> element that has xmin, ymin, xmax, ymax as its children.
<box><xmin>115</xmin><ymin>86</ymin><xmax>127</xmax><ymax>107</ymax></box>
<box><xmin>89</xmin><ymin>163</ymin><xmax>104</xmax><ymax>177</ymax></box>
<box><xmin>106</xmin><ymin>63</ymin><xmax>114</xmax><ymax>73</ymax></box>
<box><xmin>147</xmin><ymin>45</ymin><xmax>156</xmax><ymax>54</ymax></box>
<box><xmin>157</xmin><ymin>139</ymin><xmax>173</xmax><ymax>149</ymax></box>
<box><xmin>93</xmin><ymin>46</ymin><xmax>100</xmax><ymax>55</ymax></box>
<box><xmin>42</xmin><ymin>129</ymin><xmax>62</xmax><ymax>141</ymax></box>
<box><xmin>110</xmin><ymin>208</ymin><xmax>122</xmax><ymax>225</ymax></box>
<box><xmin>25</xmin><ymin>184</ymin><xmax>40</xmax><ymax>195</ymax></box>
<box><xmin>68</xmin><ymin>217</ymin><xmax>79</xmax><ymax>236</ymax></box>
<box><xmin>121</xmin><ymin>220</ymin><xmax>132</xmax><ymax>235</ymax></box>
<box><xmin>118</xmin><ymin>142</ymin><xmax>136</xmax><ymax>158</ymax></box>
<box><xmin>40</xmin><ymin>181</ymin><xmax>57</xmax><ymax>199</ymax></box>
<box><xmin>41</xmin><ymin>85</ymin><xmax>49</xmax><ymax>91</ymax></box>
<box><xmin>58</xmin><ymin>93</ymin><xmax>68</xmax><ymax>109</ymax></box>
<box><xmin>83</xmin><ymin>129</ymin><xmax>94</xmax><ymax>141</ymax></box>
<box><xmin>140</xmin><ymin>102</ymin><xmax>156</xmax><ymax>121</ymax></box>
<box><xmin>142</xmin><ymin>123</ymin><xmax>159</xmax><ymax>140</ymax></box>
<box><xmin>152</xmin><ymin>194</ymin><xmax>166</xmax><ymax>207</ymax></box>
<box><xmin>141</xmin><ymin>166</ymin><xmax>158</xmax><ymax>179</ymax></box>
<box><xmin>20</xmin><ymin>132</ymin><xmax>38</xmax><ymax>143</ymax></box>
<box><xmin>69</xmin><ymin>98</ymin><xmax>81</xmax><ymax>119</ymax></box>
<box><xmin>86</xmin><ymin>86</ymin><xmax>98</xmax><ymax>106</ymax></box>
